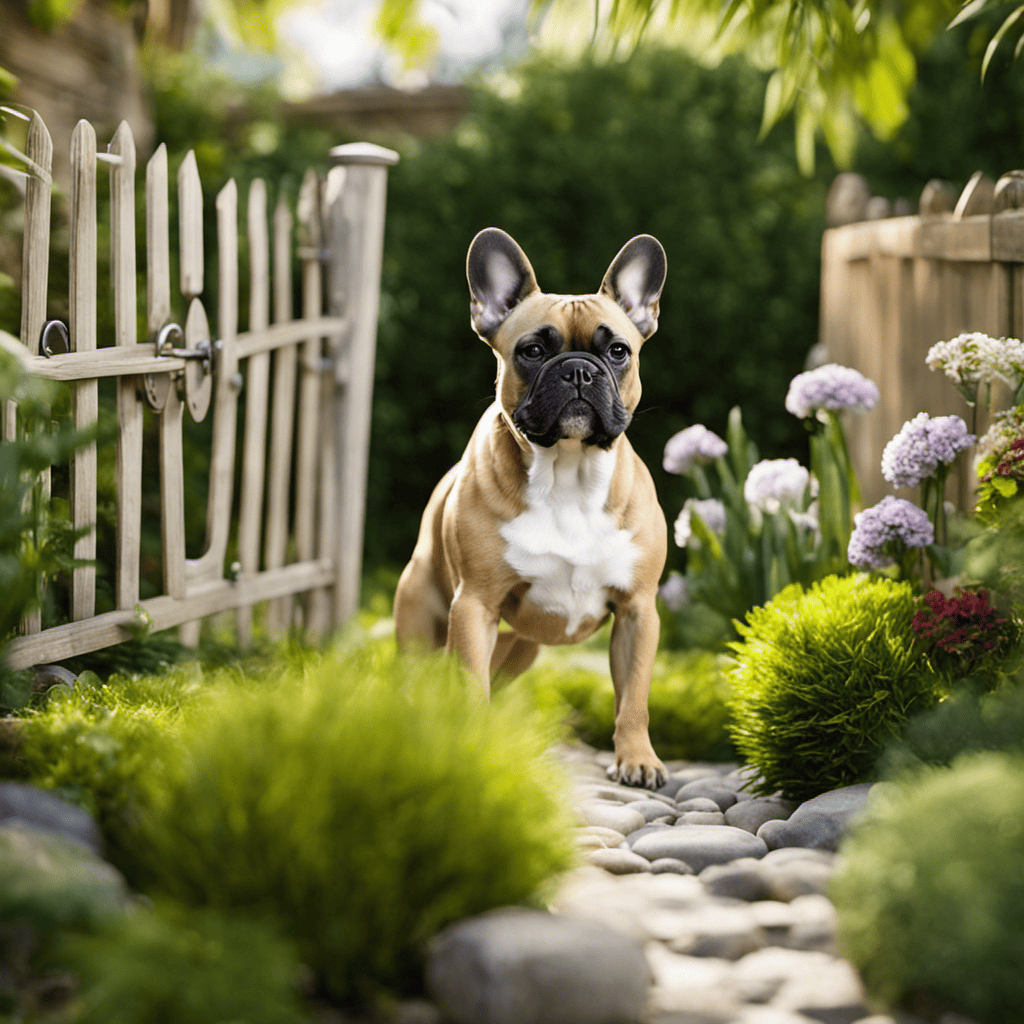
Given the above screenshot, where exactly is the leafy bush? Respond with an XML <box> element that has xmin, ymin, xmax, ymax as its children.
<box><xmin>112</xmin><ymin>643</ymin><xmax>575</xmax><ymax>1007</ymax></box>
<box><xmin>880</xmin><ymin>680</ymin><xmax>1024</xmax><ymax>777</ymax></box>
<box><xmin>834</xmin><ymin>753</ymin><xmax>1024</xmax><ymax>1023</ymax></box>
<box><xmin>728</xmin><ymin>575</ymin><xmax>944</xmax><ymax>800</ymax></box>
<box><xmin>522</xmin><ymin>648</ymin><xmax>735</xmax><ymax>761</ymax></box>
<box><xmin>0</xmin><ymin>348</ymin><xmax>95</xmax><ymax>710</ymax></box>
<box><xmin>63</xmin><ymin>901</ymin><xmax>309</xmax><ymax>1024</ymax></box>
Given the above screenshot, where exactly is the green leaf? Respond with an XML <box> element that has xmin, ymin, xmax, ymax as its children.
<box><xmin>992</xmin><ymin>476</ymin><xmax>1018</xmax><ymax>498</ymax></box>
<box><xmin>982</xmin><ymin>6</ymin><xmax>1024</xmax><ymax>80</ymax></box>
<box><xmin>949</xmin><ymin>0</ymin><xmax>990</xmax><ymax>29</ymax></box>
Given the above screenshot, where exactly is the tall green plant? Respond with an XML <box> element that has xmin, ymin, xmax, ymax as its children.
<box><xmin>0</xmin><ymin>348</ymin><xmax>94</xmax><ymax>709</ymax></box>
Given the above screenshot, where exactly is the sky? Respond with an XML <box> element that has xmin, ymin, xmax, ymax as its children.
<box><xmin>277</xmin><ymin>0</ymin><xmax>533</xmax><ymax>93</ymax></box>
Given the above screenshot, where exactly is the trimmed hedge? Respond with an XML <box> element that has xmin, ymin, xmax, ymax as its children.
<box><xmin>728</xmin><ymin>575</ymin><xmax>944</xmax><ymax>800</ymax></box>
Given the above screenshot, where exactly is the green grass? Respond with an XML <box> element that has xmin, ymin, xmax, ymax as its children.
<box><xmin>518</xmin><ymin>640</ymin><xmax>736</xmax><ymax>761</ymax></box>
<box><xmin>13</xmin><ymin>632</ymin><xmax>577</xmax><ymax>1009</ymax></box>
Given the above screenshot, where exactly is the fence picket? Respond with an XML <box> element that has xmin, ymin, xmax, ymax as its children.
<box><xmin>293</xmin><ymin>170</ymin><xmax>328</xmax><ymax>640</ymax></box>
<box><xmin>109</xmin><ymin>121</ymin><xmax>142</xmax><ymax>612</ymax></box>
<box><xmin>19</xmin><ymin>112</ymin><xmax>53</xmax><ymax>635</ymax></box>
<box><xmin>236</xmin><ymin>179</ymin><xmax>271</xmax><ymax>645</ymax></box>
<box><xmin>185</xmin><ymin>179</ymin><xmax>239</xmax><ymax>585</ymax></box>
<box><xmin>69</xmin><ymin>120</ymin><xmax>98</xmax><ymax>621</ymax></box>
<box><xmin>148</xmin><ymin>143</ymin><xmax>187</xmax><ymax>600</ymax></box>
<box><xmin>327</xmin><ymin>144</ymin><xmax>398</xmax><ymax>624</ymax></box>
<box><xmin>264</xmin><ymin>190</ymin><xmax>297</xmax><ymax>635</ymax></box>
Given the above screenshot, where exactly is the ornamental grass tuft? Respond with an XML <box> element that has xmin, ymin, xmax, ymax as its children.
<box><xmin>833</xmin><ymin>753</ymin><xmax>1024</xmax><ymax>1024</ymax></box>
<box><xmin>728</xmin><ymin>575</ymin><xmax>944</xmax><ymax>800</ymax></box>
<box><xmin>120</xmin><ymin>642</ymin><xmax>576</xmax><ymax>1008</ymax></box>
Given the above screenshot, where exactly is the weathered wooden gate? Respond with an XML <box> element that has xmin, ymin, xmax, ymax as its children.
<box><xmin>0</xmin><ymin>108</ymin><xmax>397</xmax><ymax>669</ymax></box>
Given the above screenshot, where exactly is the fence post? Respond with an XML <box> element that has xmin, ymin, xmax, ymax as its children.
<box><xmin>326</xmin><ymin>142</ymin><xmax>398</xmax><ymax>628</ymax></box>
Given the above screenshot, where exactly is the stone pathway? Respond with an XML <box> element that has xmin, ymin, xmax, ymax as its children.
<box><xmin>423</xmin><ymin>742</ymin><xmax>954</xmax><ymax>1024</ymax></box>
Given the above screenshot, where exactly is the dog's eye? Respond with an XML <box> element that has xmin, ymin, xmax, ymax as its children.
<box><xmin>519</xmin><ymin>343</ymin><xmax>545</xmax><ymax>360</ymax></box>
<box><xmin>608</xmin><ymin>342</ymin><xmax>631</xmax><ymax>362</ymax></box>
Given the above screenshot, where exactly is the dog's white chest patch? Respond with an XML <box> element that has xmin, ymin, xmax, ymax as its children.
<box><xmin>500</xmin><ymin>442</ymin><xmax>639</xmax><ymax>636</ymax></box>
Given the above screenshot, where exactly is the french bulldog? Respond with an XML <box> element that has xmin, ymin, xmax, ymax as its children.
<box><xmin>394</xmin><ymin>228</ymin><xmax>669</xmax><ymax>788</ymax></box>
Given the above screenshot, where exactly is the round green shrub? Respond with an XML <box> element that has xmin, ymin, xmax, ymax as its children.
<box><xmin>833</xmin><ymin>753</ymin><xmax>1024</xmax><ymax>1023</ymax></box>
<box><xmin>125</xmin><ymin>644</ymin><xmax>576</xmax><ymax>1008</ymax></box>
<box><xmin>63</xmin><ymin>901</ymin><xmax>309</xmax><ymax>1024</ymax></box>
<box><xmin>728</xmin><ymin>575</ymin><xmax>944</xmax><ymax>800</ymax></box>
<box><xmin>522</xmin><ymin>648</ymin><xmax>735</xmax><ymax>761</ymax></box>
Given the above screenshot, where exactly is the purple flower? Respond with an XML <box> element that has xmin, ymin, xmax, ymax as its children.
<box><xmin>658</xmin><ymin>571</ymin><xmax>689</xmax><ymax>611</ymax></box>
<box><xmin>881</xmin><ymin>413</ymin><xmax>975</xmax><ymax>489</ymax></box>
<box><xmin>785</xmin><ymin>364</ymin><xmax>879</xmax><ymax>420</ymax></box>
<box><xmin>847</xmin><ymin>496</ymin><xmax>934</xmax><ymax>570</ymax></box>
<box><xmin>744</xmin><ymin>459</ymin><xmax>810</xmax><ymax>513</ymax></box>
<box><xmin>663</xmin><ymin>425</ymin><xmax>728</xmax><ymax>475</ymax></box>
<box><xmin>674</xmin><ymin>498</ymin><xmax>726</xmax><ymax>548</ymax></box>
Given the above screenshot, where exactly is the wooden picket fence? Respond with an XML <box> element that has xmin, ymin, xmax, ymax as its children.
<box><xmin>0</xmin><ymin>109</ymin><xmax>397</xmax><ymax>670</ymax></box>
<box><xmin>821</xmin><ymin>169</ymin><xmax>1024</xmax><ymax>511</ymax></box>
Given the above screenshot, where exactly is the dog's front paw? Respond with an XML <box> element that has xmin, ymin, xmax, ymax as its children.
<box><xmin>607</xmin><ymin>749</ymin><xmax>667</xmax><ymax>790</ymax></box>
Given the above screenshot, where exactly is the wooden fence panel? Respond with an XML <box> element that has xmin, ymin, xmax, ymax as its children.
<box><xmin>2</xmin><ymin>111</ymin><xmax>397</xmax><ymax>670</ymax></box>
<box><xmin>821</xmin><ymin>172</ymin><xmax>1024</xmax><ymax>511</ymax></box>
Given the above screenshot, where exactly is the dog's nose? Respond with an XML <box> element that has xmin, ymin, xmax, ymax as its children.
<box><xmin>560</xmin><ymin>362</ymin><xmax>597</xmax><ymax>387</ymax></box>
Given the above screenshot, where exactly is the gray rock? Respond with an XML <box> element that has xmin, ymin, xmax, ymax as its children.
<box><xmin>734</xmin><ymin>947</ymin><xmax>837</xmax><ymax>1003</ymax></box>
<box><xmin>675</xmin><ymin>810</ymin><xmax>728</xmax><ymax>826</ymax></box>
<box><xmin>624</xmin><ymin>822</ymin><xmax>672</xmax><ymax>846</ymax></box>
<box><xmin>644</xmin><ymin>944</ymin><xmax>742</xmax><ymax>1022</ymax></box>
<box><xmin>675</xmin><ymin>797</ymin><xmax>722</xmax><ymax>813</ymax></box>
<box><xmin>632</xmin><ymin>825</ymin><xmax>768</xmax><ymax>872</ymax></box>
<box><xmin>587</xmin><ymin>847</ymin><xmax>651</xmax><ymax>875</ymax></box>
<box><xmin>629</xmin><ymin>798</ymin><xmax>683</xmax><ymax>823</ymax></box>
<box><xmin>0</xmin><ymin>822</ymin><xmax>128</xmax><ymax>930</ymax></box>
<box><xmin>761</xmin><ymin>858</ymin><xmax>836</xmax><ymax>902</ymax></box>
<box><xmin>720</xmin><ymin>765</ymin><xmax>764</xmax><ymax>792</ymax></box>
<box><xmin>575</xmin><ymin>826</ymin><xmax>626</xmax><ymax>848</ymax></box>
<box><xmin>779</xmin><ymin>895</ymin><xmax>840</xmax><ymax>955</ymax></box>
<box><xmin>655</xmin><ymin>768</ymin><xmax>720</xmax><ymax>799</ymax></box>
<box><xmin>578</xmin><ymin>800</ymin><xmax>646</xmax><ymax>836</ymax></box>
<box><xmin>652</xmin><ymin>903</ymin><xmax>768</xmax><ymax>960</ymax></box>
<box><xmin>0</xmin><ymin>782</ymin><xmax>103</xmax><ymax>855</ymax></box>
<box><xmin>726</xmin><ymin>798</ymin><xmax>796</xmax><ymax>835</ymax></box>
<box><xmin>425</xmin><ymin>907</ymin><xmax>649</xmax><ymax>1024</ymax></box>
<box><xmin>673</xmin><ymin>779</ymin><xmax>739</xmax><ymax>810</ymax></box>
<box><xmin>771</xmin><ymin>955</ymin><xmax>870</xmax><ymax>1024</ymax></box>
<box><xmin>700</xmin><ymin>859</ymin><xmax>774</xmax><ymax>902</ymax></box>
<box><xmin>649</xmin><ymin>858</ymin><xmax>694</xmax><ymax>875</ymax></box>
<box><xmin>757</xmin><ymin>784</ymin><xmax>875</xmax><ymax>853</ymax></box>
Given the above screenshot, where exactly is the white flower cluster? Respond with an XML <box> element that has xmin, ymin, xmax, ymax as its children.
<box><xmin>663</xmin><ymin>425</ymin><xmax>728</xmax><ymax>475</ymax></box>
<box><xmin>926</xmin><ymin>332</ymin><xmax>1024</xmax><ymax>397</ymax></box>
<box><xmin>673</xmin><ymin>498</ymin><xmax>726</xmax><ymax>549</ymax></box>
<box><xmin>743</xmin><ymin>459</ymin><xmax>811</xmax><ymax>514</ymax></box>
<box><xmin>880</xmin><ymin>413</ymin><xmax>974</xmax><ymax>490</ymax></box>
<box><xmin>785</xmin><ymin>364</ymin><xmax>879</xmax><ymax>420</ymax></box>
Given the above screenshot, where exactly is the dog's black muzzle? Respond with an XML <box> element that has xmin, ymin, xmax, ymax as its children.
<box><xmin>512</xmin><ymin>351</ymin><xmax>631</xmax><ymax>449</ymax></box>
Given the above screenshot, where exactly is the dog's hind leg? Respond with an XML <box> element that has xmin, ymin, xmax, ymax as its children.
<box><xmin>491</xmin><ymin>633</ymin><xmax>541</xmax><ymax>685</ymax></box>
<box><xmin>395</xmin><ymin>560</ymin><xmax>449</xmax><ymax>652</ymax></box>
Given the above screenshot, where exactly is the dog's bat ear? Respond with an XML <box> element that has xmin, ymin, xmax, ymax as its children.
<box><xmin>467</xmin><ymin>228</ymin><xmax>540</xmax><ymax>341</ymax></box>
<box><xmin>600</xmin><ymin>235</ymin><xmax>667</xmax><ymax>340</ymax></box>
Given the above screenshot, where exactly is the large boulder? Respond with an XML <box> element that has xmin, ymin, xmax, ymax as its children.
<box><xmin>0</xmin><ymin>782</ymin><xmax>104</xmax><ymax>855</ymax></box>
<box><xmin>425</xmin><ymin>907</ymin><xmax>649</xmax><ymax>1024</ymax></box>
<box><xmin>757</xmin><ymin>784</ymin><xmax>875</xmax><ymax>852</ymax></box>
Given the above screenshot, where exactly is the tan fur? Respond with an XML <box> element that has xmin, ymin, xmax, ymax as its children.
<box><xmin>395</xmin><ymin>233</ymin><xmax>669</xmax><ymax>788</ymax></box>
